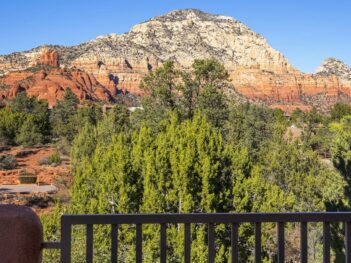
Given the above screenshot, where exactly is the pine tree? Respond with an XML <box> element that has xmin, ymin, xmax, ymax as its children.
<box><xmin>15</xmin><ymin>115</ymin><xmax>44</xmax><ymax>146</ymax></box>
<box><xmin>50</xmin><ymin>88</ymin><xmax>80</xmax><ymax>142</ymax></box>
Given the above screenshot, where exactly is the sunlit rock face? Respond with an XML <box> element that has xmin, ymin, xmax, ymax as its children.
<box><xmin>316</xmin><ymin>58</ymin><xmax>351</xmax><ymax>84</ymax></box>
<box><xmin>0</xmin><ymin>51</ymin><xmax>114</xmax><ymax>108</ymax></box>
<box><xmin>38</xmin><ymin>47</ymin><xmax>59</xmax><ymax>67</ymax></box>
<box><xmin>0</xmin><ymin>9</ymin><xmax>350</xmax><ymax>111</ymax></box>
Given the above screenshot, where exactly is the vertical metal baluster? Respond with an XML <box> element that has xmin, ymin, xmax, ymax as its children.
<box><xmin>300</xmin><ymin>222</ymin><xmax>308</xmax><ymax>263</ymax></box>
<box><xmin>184</xmin><ymin>223</ymin><xmax>191</xmax><ymax>263</ymax></box>
<box><xmin>111</xmin><ymin>224</ymin><xmax>118</xmax><ymax>263</ymax></box>
<box><xmin>86</xmin><ymin>224</ymin><xmax>93</xmax><ymax>263</ymax></box>
<box><xmin>136</xmin><ymin>224</ymin><xmax>142</xmax><ymax>263</ymax></box>
<box><xmin>160</xmin><ymin>223</ymin><xmax>167</xmax><ymax>263</ymax></box>
<box><xmin>231</xmin><ymin>223</ymin><xmax>239</xmax><ymax>263</ymax></box>
<box><xmin>346</xmin><ymin>222</ymin><xmax>351</xmax><ymax>263</ymax></box>
<box><xmin>323</xmin><ymin>222</ymin><xmax>330</xmax><ymax>263</ymax></box>
<box><xmin>278</xmin><ymin>222</ymin><xmax>285</xmax><ymax>263</ymax></box>
<box><xmin>208</xmin><ymin>223</ymin><xmax>215</xmax><ymax>263</ymax></box>
<box><xmin>61</xmin><ymin>217</ymin><xmax>71</xmax><ymax>263</ymax></box>
<box><xmin>255</xmin><ymin>222</ymin><xmax>261</xmax><ymax>263</ymax></box>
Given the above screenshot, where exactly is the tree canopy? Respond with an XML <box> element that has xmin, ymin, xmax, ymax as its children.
<box><xmin>4</xmin><ymin>60</ymin><xmax>349</xmax><ymax>262</ymax></box>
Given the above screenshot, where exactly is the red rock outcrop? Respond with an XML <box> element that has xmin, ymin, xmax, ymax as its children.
<box><xmin>0</xmin><ymin>67</ymin><xmax>114</xmax><ymax>107</ymax></box>
<box><xmin>229</xmin><ymin>67</ymin><xmax>351</xmax><ymax>107</ymax></box>
<box><xmin>70</xmin><ymin>56</ymin><xmax>159</xmax><ymax>96</ymax></box>
<box><xmin>38</xmin><ymin>48</ymin><xmax>59</xmax><ymax>67</ymax></box>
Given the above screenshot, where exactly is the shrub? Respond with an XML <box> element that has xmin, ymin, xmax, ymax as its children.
<box><xmin>0</xmin><ymin>107</ymin><xmax>27</xmax><ymax>146</ymax></box>
<box><xmin>0</xmin><ymin>154</ymin><xmax>17</xmax><ymax>170</ymax></box>
<box><xmin>15</xmin><ymin>116</ymin><xmax>44</xmax><ymax>147</ymax></box>
<box><xmin>38</xmin><ymin>157</ymin><xmax>49</xmax><ymax>165</ymax></box>
<box><xmin>18</xmin><ymin>170</ymin><xmax>37</xmax><ymax>184</ymax></box>
<box><xmin>38</xmin><ymin>152</ymin><xmax>61</xmax><ymax>166</ymax></box>
<box><xmin>48</xmin><ymin>152</ymin><xmax>61</xmax><ymax>165</ymax></box>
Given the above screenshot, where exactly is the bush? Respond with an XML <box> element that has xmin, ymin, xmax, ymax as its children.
<box><xmin>19</xmin><ymin>170</ymin><xmax>37</xmax><ymax>184</ymax></box>
<box><xmin>37</xmin><ymin>157</ymin><xmax>49</xmax><ymax>165</ymax></box>
<box><xmin>48</xmin><ymin>152</ymin><xmax>61</xmax><ymax>165</ymax></box>
<box><xmin>38</xmin><ymin>152</ymin><xmax>61</xmax><ymax>166</ymax></box>
<box><xmin>15</xmin><ymin>116</ymin><xmax>44</xmax><ymax>147</ymax></box>
<box><xmin>56</xmin><ymin>139</ymin><xmax>71</xmax><ymax>156</ymax></box>
<box><xmin>0</xmin><ymin>107</ymin><xmax>27</xmax><ymax>146</ymax></box>
<box><xmin>0</xmin><ymin>154</ymin><xmax>17</xmax><ymax>170</ymax></box>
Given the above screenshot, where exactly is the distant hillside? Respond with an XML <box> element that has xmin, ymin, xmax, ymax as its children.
<box><xmin>1</xmin><ymin>9</ymin><xmax>350</xmax><ymax>112</ymax></box>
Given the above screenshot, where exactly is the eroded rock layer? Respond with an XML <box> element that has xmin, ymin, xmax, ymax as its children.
<box><xmin>0</xmin><ymin>66</ymin><xmax>114</xmax><ymax>107</ymax></box>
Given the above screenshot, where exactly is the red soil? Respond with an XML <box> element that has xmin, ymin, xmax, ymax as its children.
<box><xmin>0</xmin><ymin>146</ymin><xmax>69</xmax><ymax>185</ymax></box>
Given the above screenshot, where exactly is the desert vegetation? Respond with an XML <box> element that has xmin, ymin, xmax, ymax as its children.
<box><xmin>1</xmin><ymin>59</ymin><xmax>351</xmax><ymax>262</ymax></box>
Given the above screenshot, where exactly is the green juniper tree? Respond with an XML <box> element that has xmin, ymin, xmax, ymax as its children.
<box><xmin>42</xmin><ymin>60</ymin><xmax>350</xmax><ymax>263</ymax></box>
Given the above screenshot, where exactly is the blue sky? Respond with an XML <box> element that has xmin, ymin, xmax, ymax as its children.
<box><xmin>1</xmin><ymin>0</ymin><xmax>350</xmax><ymax>72</ymax></box>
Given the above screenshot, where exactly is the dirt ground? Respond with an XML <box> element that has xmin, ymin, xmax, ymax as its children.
<box><xmin>0</xmin><ymin>145</ymin><xmax>72</xmax><ymax>214</ymax></box>
<box><xmin>0</xmin><ymin>146</ymin><xmax>70</xmax><ymax>184</ymax></box>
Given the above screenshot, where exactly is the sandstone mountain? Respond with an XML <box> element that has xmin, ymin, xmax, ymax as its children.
<box><xmin>316</xmin><ymin>58</ymin><xmax>351</xmax><ymax>83</ymax></box>
<box><xmin>0</xmin><ymin>9</ymin><xmax>350</xmax><ymax>112</ymax></box>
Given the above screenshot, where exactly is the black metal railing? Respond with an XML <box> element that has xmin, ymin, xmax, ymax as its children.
<box><xmin>43</xmin><ymin>212</ymin><xmax>351</xmax><ymax>263</ymax></box>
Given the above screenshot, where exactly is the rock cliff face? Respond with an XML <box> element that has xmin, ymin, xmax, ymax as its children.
<box><xmin>38</xmin><ymin>48</ymin><xmax>59</xmax><ymax>67</ymax></box>
<box><xmin>316</xmin><ymin>58</ymin><xmax>351</xmax><ymax>83</ymax></box>
<box><xmin>0</xmin><ymin>65</ymin><xmax>114</xmax><ymax>107</ymax></box>
<box><xmin>0</xmin><ymin>9</ymin><xmax>350</xmax><ymax>111</ymax></box>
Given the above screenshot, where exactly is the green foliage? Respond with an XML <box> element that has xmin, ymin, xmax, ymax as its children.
<box><xmin>331</xmin><ymin>103</ymin><xmax>351</xmax><ymax>121</ymax></box>
<box><xmin>69</xmin><ymin>112</ymin><xmax>236</xmax><ymax>261</ymax></box>
<box><xmin>197</xmin><ymin>84</ymin><xmax>228</xmax><ymax>127</ymax></box>
<box><xmin>38</xmin><ymin>59</ymin><xmax>351</xmax><ymax>262</ymax></box>
<box><xmin>0</xmin><ymin>154</ymin><xmax>17</xmax><ymax>170</ymax></box>
<box><xmin>140</xmin><ymin>61</ymin><xmax>179</xmax><ymax>109</ymax></box>
<box><xmin>50</xmin><ymin>89</ymin><xmax>102</xmax><ymax>154</ymax></box>
<box><xmin>47</xmin><ymin>152</ymin><xmax>62</xmax><ymax>165</ymax></box>
<box><xmin>10</xmin><ymin>91</ymin><xmax>38</xmax><ymax>113</ymax></box>
<box><xmin>226</xmin><ymin>103</ymin><xmax>282</xmax><ymax>158</ymax></box>
<box><xmin>41</xmin><ymin>204</ymin><xmax>66</xmax><ymax>263</ymax></box>
<box><xmin>11</xmin><ymin>92</ymin><xmax>51</xmax><ymax>138</ymax></box>
<box><xmin>140</xmin><ymin>59</ymin><xmax>229</xmax><ymax>127</ymax></box>
<box><xmin>192</xmin><ymin>59</ymin><xmax>229</xmax><ymax>88</ymax></box>
<box><xmin>50</xmin><ymin>88</ymin><xmax>80</xmax><ymax>142</ymax></box>
<box><xmin>15</xmin><ymin>115</ymin><xmax>44</xmax><ymax>146</ymax></box>
<box><xmin>258</xmin><ymin>140</ymin><xmax>345</xmax><ymax>211</ymax></box>
<box><xmin>64</xmin><ymin>105</ymin><xmax>346</xmax><ymax>262</ymax></box>
<box><xmin>0</xmin><ymin>107</ymin><xmax>27</xmax><ymax>145</ymax></box>
<box><xmin>0</xmin><ymin>92</ymin><xmax>50</xmax><ymax>146</ymax></box>
<box><xmin>330</xmin><ymin>116</ymin><xmax>351</xmax><ymax>182</ymax></box>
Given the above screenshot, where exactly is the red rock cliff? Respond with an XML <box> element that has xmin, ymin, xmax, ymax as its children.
<box><xmin>38</xmin><ymin>48</ymin><xmax>59</xmax><ymax>67</ymax></box>
<box><xmin>0</xmin><ymin>67</ymin><xmax>113</xmax><ymax>108</ymax></box>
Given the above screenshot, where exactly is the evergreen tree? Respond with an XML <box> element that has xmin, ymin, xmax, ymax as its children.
<box><xmin>330</xmin><ymin>103</ymin><xmax>351</xmax><ymax>120</ymax></box>
<box><xmin>0</xmin><ymin>107</ymin><xmax>27</xmax><ymax>145</ymax></box>
<box><xmin>330</xmin><ymin>116</ymin><xmax>351</xmax><ymax>192</ymax></box>
<box><xmin>15</xmin><ymin>115</ymin><xmax>44</xmax><ymax>146</ymax></box>
<box><xmin>10</xmin><ymin>91</ymin><xmax>37</xmax><ymax>113</ymax></box>
<box><xmin>140</xmin><ymin>61</ymin><xmax>180</xmax><ymax>109</ymax></box>
<box><xmin>50</xmin><ymin>88</ymin><xmax>80</xmax><ymax>142</ymax></box>
<box><xmin>192</xmin><ymin>59</ymin><xmax>229</xmax><ymax>89</ymax></box>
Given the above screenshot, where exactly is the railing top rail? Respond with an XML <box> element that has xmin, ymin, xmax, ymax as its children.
<box><xmin>61</xmin><ymin>212</ymin><xmax>351</xmax><ymax>225</ymax></box>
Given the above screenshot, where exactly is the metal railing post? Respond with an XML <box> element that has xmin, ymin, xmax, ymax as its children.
<box><xmin>60</xmin><ymin>216</ymin><xmax>72</xmax><ymax>263</ymax></box>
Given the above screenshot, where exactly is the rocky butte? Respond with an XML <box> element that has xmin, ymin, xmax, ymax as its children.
<box><xmin>0</xmin><ymin>9</ymin><xmax>350</xmax><ymax>111</ymax></box>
